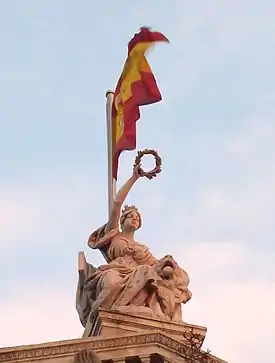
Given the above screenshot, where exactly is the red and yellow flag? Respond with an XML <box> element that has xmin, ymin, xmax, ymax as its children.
<box><xmin>112</xmin><ymin>27</ymin><xmax>169</xmax><ymax>180</ymax></box>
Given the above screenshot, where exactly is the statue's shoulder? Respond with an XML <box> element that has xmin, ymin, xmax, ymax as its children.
<box><xmin>88</xmin><ymin>225</ymin><xmax>119</xmax><ymax>250</ymax></box>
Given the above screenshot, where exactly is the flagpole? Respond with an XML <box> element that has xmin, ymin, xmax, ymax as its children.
<box><xmin>105</xmin><ymin>90</ymin><xmax>116</xmax><ymax>218</ymax></box>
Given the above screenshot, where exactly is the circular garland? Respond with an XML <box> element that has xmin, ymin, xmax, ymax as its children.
<box><xmin>133</xmin><ymin>149</ymin><xmax>162</xmax><ymax>180</ymax></box>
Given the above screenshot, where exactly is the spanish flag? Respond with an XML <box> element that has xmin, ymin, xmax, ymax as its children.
<box><xmin>112</xmin><ymin>27</ymin><xmax>169</xmax><ymax>180</ymax></box>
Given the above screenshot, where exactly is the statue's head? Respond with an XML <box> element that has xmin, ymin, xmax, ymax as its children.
<box><xmin>120</xmin><ymin>205</ymin><xmax>142</xmax><ymax>232</ymax></box>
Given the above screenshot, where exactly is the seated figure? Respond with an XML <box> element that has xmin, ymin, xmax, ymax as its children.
<box><xmin>76</xmin><ymin>165</ymin><xmax>191</xmax><ymax>335</ymax></box>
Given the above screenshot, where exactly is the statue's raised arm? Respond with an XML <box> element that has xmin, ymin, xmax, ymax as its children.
<box><xmin>105</xmin><ymin>164</ymin><xmax>141</xmax><ymax>232</ymax></box>
<box><xmin>87</xmin><ymin>164</ymin><xmax>142</xmax><ymax>255</ymax></box>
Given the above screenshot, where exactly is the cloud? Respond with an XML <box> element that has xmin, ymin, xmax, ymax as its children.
<box><xmin>0</xmin><ymin>170</ymin><xmax>105</xmax><ymax>250</ymax></box>
<box><xmin>188</xmin><ymin>267</ymin><xmax>275</xmax><ymax>363</ymax></box>
<box><xmin>0</xmin><ymin>282</ymin><xmax>83</xmax><ymax>347</ymax></box>
<box><xmin>224</xmin><ymin>111</ymin><xmax>275</xmax><ymax>157</ymax></box>
<box><xmin>0</xmin><ymin>184</ymin><xmax>41</xmax><ymax>248</ymax></box>
<box><xmin>158</xmin><ymin>1</ymin><xmax>275</xmax><ymax>105</ymax></box>
<box><xmin>157</xmin><ymin>110</ymin><xmax>275</xmax><ymax>248</ymax></box>
<box><xmin>184</xmin><ymin>242</ymin><xmax>244</xmax><ymax>272</ymax></box>
<box><xmin>171</xmin><ymin>241</ymin><xmax>275</xmax><ymax>363</ymax></box>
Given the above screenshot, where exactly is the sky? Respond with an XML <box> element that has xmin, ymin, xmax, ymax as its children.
<box><xmin>0</xmin><ymin>1</ymin><xmax>275</xmax><ymax>362</ymax></box>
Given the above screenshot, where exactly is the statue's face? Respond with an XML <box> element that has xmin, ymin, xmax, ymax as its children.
<box><xmin>122</xmin><ymin>210</ymin><xmax>140</xmax><ymax>232</ymax></box>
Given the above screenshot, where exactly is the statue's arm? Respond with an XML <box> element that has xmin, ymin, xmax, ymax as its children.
<box><xmin>105</xmin><ymin>166</ymin><xmax>140</xmax><ymax>232</ymax></box>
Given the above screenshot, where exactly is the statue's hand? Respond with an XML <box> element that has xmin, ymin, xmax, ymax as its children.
<box><xmin>132</xmin><ymin>163</ymin><xmax>144</xmax><ymax>180</ymax></box>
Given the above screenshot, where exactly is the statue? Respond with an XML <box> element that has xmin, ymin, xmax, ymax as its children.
<box><xmin>76</xmin><ymin>152</ymin><xmax>192</xmax><ymax>336</ymax></box>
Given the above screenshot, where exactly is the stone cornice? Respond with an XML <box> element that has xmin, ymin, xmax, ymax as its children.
<box><xmin>0</xmin><ymin>331</ymin><xmax>226</xmax><ymax>363</ymax></box>
<box><xmin>96</xmin><ymin>309</ymin><xmax>207</xmax><ymax>342</ymax></box>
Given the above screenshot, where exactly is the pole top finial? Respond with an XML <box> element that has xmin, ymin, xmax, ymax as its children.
<box><xmin>106</xmin><ymin>90</ymin><xmax>114</xmax><ymax>97</ymax></box>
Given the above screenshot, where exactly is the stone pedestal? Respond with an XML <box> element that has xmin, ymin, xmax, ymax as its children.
<box><xmin>90</xmin><ymin>309</ymin><xmax>206</xmax><ymax>347</ymax></box>
<box><xmin>0</xmin><ymin>311</ymin><xmax>227</xmax><ymax>363</ymax></box>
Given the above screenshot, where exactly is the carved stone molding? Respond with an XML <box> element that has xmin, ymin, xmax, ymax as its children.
<box><xmin>73</xmin><ymin>349</ymin><xmax>102</xmax><ymax>363</ymax></box>
<box><xmin>0</xmin><ymin>332</ymin><xmax>226</xmax><ymax>363</ymax></box>
<box><xmin>93</xmin><ymin>309</ymin><xmax>207</xmax><ymax>346</ymax></box>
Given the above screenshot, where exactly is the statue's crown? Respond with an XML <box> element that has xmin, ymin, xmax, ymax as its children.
<box><xmin>122</xmin><ymin>204</ymin><xmax>139</xmax><ymax>215</ymax></box>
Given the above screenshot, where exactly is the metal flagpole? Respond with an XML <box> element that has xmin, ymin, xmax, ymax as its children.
<box><xmin>105</xmin><ymin>90</ymin><xmax>116</xmax><ymax>218</ymax></box>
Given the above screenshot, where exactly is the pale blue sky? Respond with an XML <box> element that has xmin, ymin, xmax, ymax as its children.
<box><xmin>1</xmin><ymin>1</ymin><xmax>275</xmax><ymax>362</ymax></box>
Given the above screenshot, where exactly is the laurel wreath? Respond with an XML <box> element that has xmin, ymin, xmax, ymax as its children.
<box><xmin>133</xmin><ymin>149</ymin><xmax>162</xmax><ymax>180</ymax></box>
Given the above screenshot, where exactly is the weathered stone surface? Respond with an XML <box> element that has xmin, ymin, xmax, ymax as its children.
<box><xmin>89</xmin><ymin>309</ymin><xmax>206</xmax><ymax>345</ymax></box>
<box><xmin>0</xmin><ymin>330</ymin><xmax>227</xmax><ymax>363</ymax></box>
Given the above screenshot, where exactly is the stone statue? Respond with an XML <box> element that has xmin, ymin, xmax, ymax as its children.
<box><xmin>76</xmin><ymin>163</ymin><xmax>192</xmax><ymax>336</ymax></box>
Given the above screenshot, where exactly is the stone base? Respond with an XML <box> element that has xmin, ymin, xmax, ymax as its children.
<box><xmin>0</xmin><ymin>311</ymin><xmax>227</xmax><ymax>363</ymax></box>
<box><xmin>89</xmin><ymin>309</ymin><xmax>207</xmax><ymax>347</ymax></box>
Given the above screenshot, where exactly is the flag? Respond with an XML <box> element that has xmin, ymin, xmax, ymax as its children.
<box><xmin>112</xmin><ymin>27</ymin><xmax>169</xmax><ymax>180</ymax></box>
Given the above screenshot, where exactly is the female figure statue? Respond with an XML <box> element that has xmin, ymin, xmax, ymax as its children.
<box><xmin>77</xmin><ymin>165</ymin><xmax>191</xmax><ymax>330</ymax></box>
